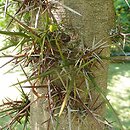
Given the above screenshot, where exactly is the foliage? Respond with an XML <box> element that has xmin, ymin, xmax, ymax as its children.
<box><xmin>114</xmin><ymin>0</ymin><xmax>130</xmax><ymax>32</ymax></box>
<box><xmin>111</xmin><ymin>0</ymin><xmax>130</xmax><ymax>55</ymax></box>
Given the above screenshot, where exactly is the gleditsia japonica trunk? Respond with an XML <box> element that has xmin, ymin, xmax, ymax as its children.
<box><xmin>30</xmin><ymin>0</ymin><xmax>115</xmax><ymax>130</ymax></box>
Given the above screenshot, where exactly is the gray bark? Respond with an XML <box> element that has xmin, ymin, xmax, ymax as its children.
<box><xmin>30</xmin><ymin>0</ymin><xmax>115</xmax><ymax>130</ymax></box>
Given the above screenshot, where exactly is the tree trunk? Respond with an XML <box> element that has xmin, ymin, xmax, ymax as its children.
<box><xmin>30</xmin><ymin>0</ymin><xmax>115</xmax><ymax>130</ymax></box>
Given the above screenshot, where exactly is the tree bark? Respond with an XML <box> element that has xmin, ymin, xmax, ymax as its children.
<box><xmin>61</xmin><ymin>0</ymin><xmax>115</xmax><ymax>129</ymax></box>
<box><xmin>30</xmin><ymin>0</ymin><xmax>115</xmax><ymax>130</ymax></box>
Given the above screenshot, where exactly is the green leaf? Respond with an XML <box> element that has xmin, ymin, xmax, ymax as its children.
<box><xmin>11</xmin><ymin>69</ymin><xmax>55</xmax><ymax>86</ymax></box>
<box><xmin>0</xmin><ymin>30</ymin><xmax>29</xmax><ymax>38</ymax></box>
<box><xmin>7</xmin><ymin>14</ymin><xmax>40</xmax><ymax>39</ymax></box>
<box><xmin>55</xmin><ymin>39</ymin><xmax>65</xmax><ymax>61</ymax></box>
<box><xmin>88</xmin><ymin>74</ymin><xmax>124</xmax><ymax>130</ymax></box>
<box><xmin>59</xmin><ymin>94</ymin><xmax>68</xmax><ymax>116</ymax></box>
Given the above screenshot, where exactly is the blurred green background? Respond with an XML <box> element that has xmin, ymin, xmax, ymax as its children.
<box><xmin>106</xmin><ymin>63</ymin><xmax>130</xmax><ymax>130</ymax></box>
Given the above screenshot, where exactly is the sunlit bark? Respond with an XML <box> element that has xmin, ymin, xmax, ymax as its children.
<box><xmin>30</xmin><ymin>0</ymin><xmax>115</xmax><ymax>130</ymax></box>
